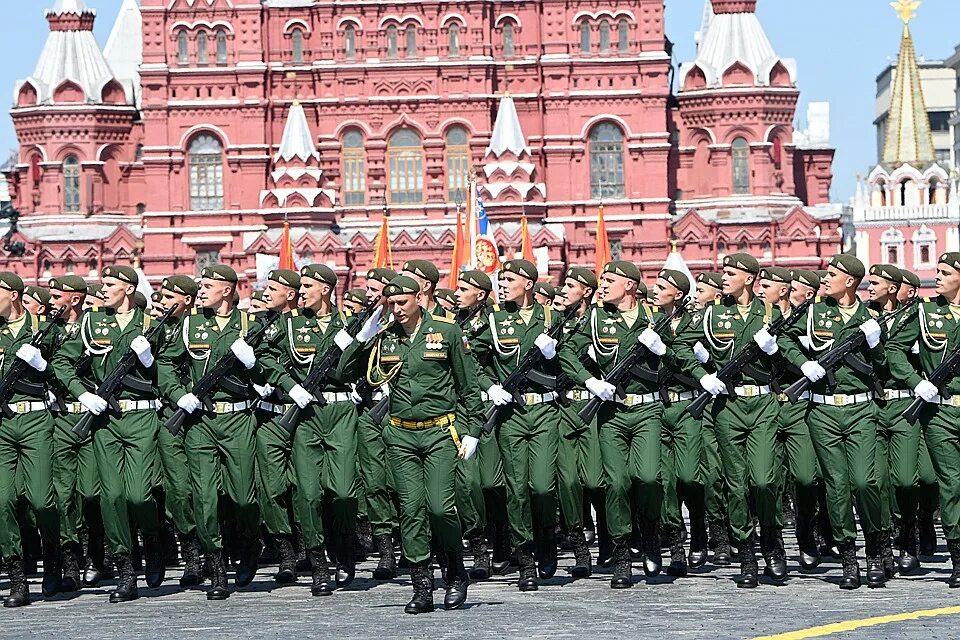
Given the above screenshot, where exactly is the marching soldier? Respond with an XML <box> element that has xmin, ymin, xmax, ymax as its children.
<box><xmin>435</xmin><ymin>288</ymin><xmax>458</xmax><ymax>314</ymax></box>
<box><xmin>23</xmin><ymin>285</ymin><xmax>50</xmax><ymax>317</ymax></box>
<box><xmin>248</xmin><ymin>290</ymin><xmax>269</xmax><ymax>315</ymax></box>
<box><xmin>533</xmin><ymin>282</ymin><xmax>556</xmax><ymax>308</ymax></box>
<box><xmin>343</xmin><ymin>288</ymin><xmax>367</xmax><ymax>315</ymax></box>
<box><xmin>340</xmin><ymin>275</ymin><xmax>483</xmax><ymax>614</ymax></box>
<box><xmin>401</xmin><ymin>260</ymin><xmax>451</xmax><ymax>319</ymax></box>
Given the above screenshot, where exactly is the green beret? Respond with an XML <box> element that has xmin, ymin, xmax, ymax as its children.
<box><xmin>150</xmin><ymin>291</ymin><xmax>162</xmax><ymax>304</ymax></box>
<box><xmin>696</xmin><ymin>272</ymin><xmax>723</xmax><ymax>290</ymax></box>
<box><xmin>459</xmin><ymin>270</ymin><xmax>492</xmax><ymax>292</ymax></box>
<box><xmin>900</xmin><ymin>269</ymin><xmax>921</xmax><ymax>289</ymax></box>
<box><xmin>602</xmin><ymin>260</ymin><xmax>641</xmax><ymax>283</ymax></box>
<box><xmin>162</xmin><ymin>275</ymin><xmax>198</xmax><ymax>297</ymax></box>
<box><xmin>758</xmin><ymin>267</ymin><xmax>791</xmax><ymax>284</ymax></box>
<box><xmin>0</xmin><ymin>272</ymin><xmax>24</xmax><ymax>294</ymax></box>
<box><xmin>24</xmin><ymin>286</ymin><xmax>51</xmax><ymax>306</ymax></box>
<box><xmin>939</xmin><ymin>252</ymin><xmax>960</xmax><ymax>271</ymax></box>
<box><xmin>815</xmin><ymin>270</ymin><xmax>829</xmax><ymax>282</ymax></box>
<box><xmin>658</xmin><ymin>269</ymin><xmax>690</xmax><ymax>294</ymax></box>
<box><xmin>250</xmin><ymin>290</ymin><xmax>266</xmax><ymax>302</ymax></box>
<box><xmin>828</xmin><ymin>254</ymin><xmax>865</xmax><ymax>280</ymax></box>
<box><xmin>565</xmin><ymin>266</ymin><xmax>598</xmax><ymax>290</ymax></box>
<box><xmin>200</xmin><ymin>264</ymin><xmax>238</xmax><ymax>284</ymax></box>
<box><xmin>383</xmin><ymin>275</ymin><xmax>421</xmax><ymax>297</ymax></box>
<box><xmin>401</xmin><ymin>260</ymin><xmax>440</xmax><ymax>285</ymax></box>
<box><xmin>133</xmin><ymin>292</ymin><xmax>148</xmax><ymax>310</ymax></box>
<box><xmin>344</xmin><ymin>288</ymin><xmax>367</xmax><ymax>306</ymax></box>
<box><xmin>268</xmin><ymin>268</ymin><xmax>302</xmax><ymax>290</ymax></box>
<box><xmin>366</xmin><ymin>267</ymin><xmax>397</xmax><ymax>285</ymax></box>
<box><xmin>791</xmin><ymin>269</ymin><xmax>821</xmax><ymax>290</ymax></box>
<box><xmin>87</xmin><ymin>284</ymin><xmax>103</xmax><ymax>299</ymax></box>
<box><xmin>299</xmin><ymin>264</ymin><xmax>337</xmax><ymax>287</ymax></box>
<box><xmin>435</xmin><ymin>288</ymin><xmax>458</xmax><ymax>306</ymax></box>
<box><xmin>722</xmin><ymin>253</ymin><xmax>760</xmax><ymax>275</ymax></box>
<box><xmin>502</xmin><ymin>259</ymin><xmax>538</xmax><ymax>282</ymax></box>
<box><xmin>533</xmin><ymin>282</ymin><xmax>556</xmax><ymax>299</ymax></box>
<box><xmin>49</xmin><ymin>275</ymin><xmax>87</xmax><ymax>293</ymax></box>
<box><xmin>102</xmin><ymin>265</ymin><xmax>138</xmax><ymax>286</ymax></box>
<box><xmin>636</xmin><ymin>281</ymin><xmax>649</xmax><ymax>298</ymax></box>
<box><xmin>869</xmin><ymin>263</ymin><xmax>902</xmax><ymax>284</ymax></box>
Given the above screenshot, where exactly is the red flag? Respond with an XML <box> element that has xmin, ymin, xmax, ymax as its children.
<box><xmin>279</xmin><ymin>221</ymin><xmax>295</xmax><ymax>270</ymax></box>
<box><xmin>448</xmin><ymin>205</ymin><xmax>466</xmax><ymax>289</ymax></box>
<box><xmin>521</xmin><ymin>214</ymin><xmax>534</xmax><ymax>263</ymax></box>
<box><xmin>595</xmin><ymin>202</ymin><xmax>611</xmax><ymax>277</ymax></box>
<box><xmin>373</xmin><ymin>216</ymin><xmax>392</xmax><ymax>269</ymax></box>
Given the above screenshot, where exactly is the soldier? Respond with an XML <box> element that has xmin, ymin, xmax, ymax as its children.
<box><xmin>784</xmin><ymin>254</ymin><xmax>887</xmax><ymax>589</ymax></box>
<box><xmin>0</xmin><ymin>272</ymin><xmax>61</xmax><ymax>607</ymax></box>
<box><xmin>471</xmin><ymin>259</ymin><xmax>563</xmax><ymax>591</ymax></box>
<box><xmin>156</xmin><ymin>265</ymin><xmax>266</xmax><ymax>600</ymax></box>
<box><xmin>899</xmin><ymin>269</ymin><xmax>921</xmax><ymax>304</ymax></box>
<box><xmin>533</xmin><ymin>282</ymin><xmax>556</xmax><ymax>308</ymax></box>
<box><xmin>435</xmin><ymin>288</ymin><xmax>458</xmax><ymax>314</ymax></box>
<box><xmin>52</xmin><ymin>266</ymin><xmax>166</xmax><ymax>603</ymax></box>
<box><xmin>401</xmin><ymin>260</ymin><xmax>450</xmax><ymax>318</ymax></box>
<box><xmin>340</xmin><ymin>275</ymin><xmax>483</xmax><ymax>614</ymax></box>
<box><xmin>23</xmin><ymin>285</ymin><xmax>50</xmax><ymax>317</ymax></box>
<box><xmin>248</xmin><ymin>290</ymin><xmax>269</xmax><ymax>315</ymax></box>
<box><xmin>343</xmin><ymin>288</ymin><xmax>367</xmax><ymax>315</ymax></box>
<box><xmin>133</xmin><ymin>292</ymin><xmax>149</xmax><ymax>311</ymax></box>
<box><xmin>84</xmin><ymin>285</ymin><xmax>104</xmax><ymax>311</ymax></box>
<box><xmin>149</xmin><ymin>291</ymin><xmax>164</xmax><ymax>319</ymax></box>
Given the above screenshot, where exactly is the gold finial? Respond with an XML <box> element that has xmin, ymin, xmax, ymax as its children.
<box><xmin>891</xmin><ymin>0</ymin><xmax>920</xmax><ymax>24</ymax></box>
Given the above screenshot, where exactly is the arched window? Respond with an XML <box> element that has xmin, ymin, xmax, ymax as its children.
<box><xmin>618</xmin><ymin>20</ymin><xmax>629</xmax><ymax>53</ymax></box>
<box><xmin>446</xmin><ymin>126</ymin><xmax>470</xmax><ymax>202</ymax></box>
<box><xmin>188</xmin><ymin>134</ymin><xmax>224</xmax><ymax>211</ymax></box>
<box><xmin>449</xmin><ymin>24</ymin><xmax>460</xmax><ymax>56</ymax></box>
<box><xmin>579</xmin><ymin>20</ymin><xmax>591</xmax><ymax>54</ymax></box>
<box><xmin>63</xmin><ymin>155</ymin><xmax>81</xmax><ymax>213</ymax></box>
<box><xmin>881</xmin><ymin>228</ymin><xmax>905</xmax><ymax>267</ymax></box>
<box><xmin>589</xmin><ymin>123</ymin><xmax>625</xmax><ymax>199</ymax></box>
<box><xmin>291</xmin><ymin>28</ymin><xmax>304</xmax><ymax>64</ymax></box>
<box><xmin>386</xmin><ymin>25</ymin><xmax>398</xmax><ymax>59</ymax></box>
<box><xmin>502</xmin><ymin>22</ymin><xmax>515</xmax><ymax>57</ymax></box>
<box><xmin>197</xmin><ymin>31</ymin><xmax>208</xmax><ymax>65</ymax></box>
<box><xmin>405</xmin><ymin>24</ymin><xmax>417</xmax><ymax>58</ymax></box>
<box><xmin>345</xmin><ymin>25</ymin><xmax>356</xmax><ymax>59</ymax></box>
<box><xmin>177</xmin><ymin>31</ymin><xmax>189</xmax><ymax>65</ymax></box>
<box><xmin>913</xmin><ymin>226</ymin><xmax>936</xmax><ymax>268</ymax></box>
<box><xmin>388</xmin><ymin>128</ymin><xmax>424</xmax><ymax>204</ymax></box>
<box><xmin>342</xmin><ymin>130</ymin><xmax>366</xmax><ymax>206</ymax></box>
<box><xmin>599</xmin><ymin>20</ymin><xmax>610</xmax><ymax>54</ymax></box>
<box><xmin>731</xmin><ymin>137</ymin><xmax>750</xmax><ymax>195</ymax></box>
<box><xmin>771</xmin><ymin>136</ymin><xmax>783</xmax><ymax>169</ymax></box>
<box><xmin>216</xmin><ymin>30</ymin><xmax>228</xmax><ymax>64</ymax></box>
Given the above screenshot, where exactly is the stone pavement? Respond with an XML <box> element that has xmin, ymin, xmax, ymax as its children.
<box><xmin>2</xmin><ymin>543</ymin><xmax>960</xmax><ymax>640</ymax></box>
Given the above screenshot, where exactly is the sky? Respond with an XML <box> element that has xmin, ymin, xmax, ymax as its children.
<box><xmin>2</xmin><ymin>0</ymin><xmax>958</xmax><ymax>204</ymax></box>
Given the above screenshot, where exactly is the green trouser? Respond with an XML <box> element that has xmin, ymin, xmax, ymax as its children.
<box><xmin>876</xmin><ymin>411</ymin><xmax>894</xmax><ymax>530</ymax></box>
<box><xmin>478</xmin><ymin>428</ymin><xmax>508</xmax><ymax>530</ymax></box>
<box><xmin>357</xmin><ymin>410</ymin><xmax>397</xmax><ymax>538</ymax></box>
<box><xmin>711</xmin><ymin>394</ymin><xmax>779</xmax><ymax>545</ymax></box>
<box><xmin>455</xmin><ymin>450</ymin><xmax>485</xmax><ymax>538</ymax></box>
<box><xmin>157</xmin><ymin>416</ymin><xmax>195</xmax><ymax>536</ymax></box>
<box><xmin>255</xmin><ymin>412</ymin><xmax>296</xmax><ymax>537</ymax></box>
<box><xmin>883</xmin><ymin>398</ymin><xmax>924</xmax><ymax>534</ymax></box>
<box><xmin>0</xmin><ymin>411</ymin><xmax>59</xmax><ymax>559</ymax></box>
<box><xmin>556</xmin><ymin>401</ymin><xmax>602</xmax><ymax>532</ymax></box>
<box><xmin>52</xmin><ymin>413</ymin><xmax>99</xmax><ymax>546</ymax></box>
<box><xmin>921</xmin><ymin>405</ymin><xmax>960</xmax><ymax>541</ymax></box>
<box><xmin>185</xmin><ymin>410</ymin><xmax>259</xmax><ymax>553</ymax></box>
<box><xmin>93</xmin><ymin>410</ymin><xmax>161</xmax><ymax>556</ymax></box>
<box><xmin>918</xmin><ymin>435</ymin><xmax>939</xmax><ymax>514</ymax></box>
<box><xmin>700</xmin><ymin>409</ymin><xmax>726</xmax><ymax>523</ymax></box>
<box><xmin>660</xmin><ymin>399</ymin><xmax>704</xmax><ymax>532</ymax></box>
<box><xmin>598</xmin><ymin>402</ymin><xmax>663</xmax><ymax>540</ymax></box>
<box><xmin>382</xmin><ymin>422</ymin><xmax>462</xmax><ymax>564</ymax></box>
<box><xmin>495</xmin><ymin>402</ymin><xmax>559</xmax><ymax>547</ymax></box>
<box><xmin>806</xmin><ymin>402</ymin><xmax>884</xmax><ymax>544</ymax></box>
<box><xmin>774</xmin><ymin>400</ymin><xmax>819</xmax><ymax>531</ymax></box>
<box><xmin>292</xmin><ymin>401</ymin><xmax>358</xmax><ymax>551</ymax></box>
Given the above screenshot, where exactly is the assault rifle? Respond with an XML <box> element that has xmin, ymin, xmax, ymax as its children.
<box><xmin>0</xmin><ymin>305</ymin><xmax>66</xmax><ymax>417</ymax></box>
<box><xmin>73</xmin><ymin>305</ymin><xmax>176</xmax><ymax>438</ymax></box>
<box><xmin>903</xmin><ymin>325</ymin><xmax>960</xmax><ymax>425</ymax></box>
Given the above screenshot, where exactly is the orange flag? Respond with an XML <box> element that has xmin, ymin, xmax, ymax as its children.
<box><xmin>279</xmin><ymin>221</ymin><xmax>295</xmax><ymax>270</ymax></box>
<box><xmin>373</xmin><ymin>216</ymin><xmax>393</xmax><ymax>269</ymax></box>
<box><xmin>448</xmin><ymin>205</ymin><xmax>466</xmax><ymax>289</ymax></box>
<box><xmin>594</xmin><ymin>202</ymin><xmax>611</xmax><ymax>277</ymax></box>
<box><xmin>520</xmin><ymin>214</ymin><xmax>534</xmax><ymax>263</ymax></box>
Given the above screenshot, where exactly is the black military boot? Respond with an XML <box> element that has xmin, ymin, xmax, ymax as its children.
<box><xmin>610</xmin><ymin>542</ymin><xmax>633</xmax><ymax>589</ymax></box>
<box><xmin>881</xmin><ymin>529</ymin><xmax>896</xmax><ymax>579</ymax></box>
<box><xmin>274</xmin><ymin>535</ymin><xmax>297</xmax><ymax>584</ymax></box>
<box><xmin>796</xmin><ymin>513</ymin><xmax>821</xmax><ymax>570</ymax></box>
<box><xmin>898</xmin><ymin>518</ymin><xmax>920</xmax><ymax>574</ymax></box>
<box><xmin>309</xmin><ymin>549</ymin><xmax>333</xmax><ymax>596</ymax></box>
<box><xmin>641</xmin><ymin>519</ymin><xmax>662</xmax><ymax>577</ymax></box>
<box><xmin>865</xmin><ymin>533</ymin><xmax>886</xmax><ymax>588</ymax></box>
<box><xmin>83</xmin><ymin>530</ymin><xmax>107</xmax><ymax>586</ymax></box>
<box><xmin>356</xmin><ymin>518</ymin><xmax>374</xmax><ymax>562</ymax></box>
<box><xmin>443</xmin><ymin>551</ymin><xmax>469</xmax><ymax>610</ymax></box>
<box><xmin>919</xmin><ymin>506</ymin><xmax>938</xmax><ymax>557</ymax></box>
<box><xmin>373</xmin><ymin>533</ymin><xmax>397</xmax><ymax>580</ymax></box>
<box><xmin>404</xmin><ymin>562</ymin><xmax>434</xmax><ymax>614</ymax></box>
<box><xmin>60</xmin><ymin>542</ymin><xmax>82</xmax><ymax>593</ymax></box>
<box><xmin>947</xmin><ymin>540</ymin><xmax>960</xmax><ymax>588</ymax></box>
<box><xmin>688</xmin><ymin>517</ymin><xmax>708</xmax><ymax>569</ymax></box>
<box><xmin>142</xmin><ymin>534</ymin><xmax>166</xmax><ymax>589</ymax></box>
<box><xmin>178</xmin><ymin>533</ymin><xmax>202</xmax><ymax>587</ymax></box>
<box><xmin>537</xmin><ymin>525</ymin><xmax>558</xmax><ymax>580</ymax></box>
<box><xmin>569</xmin><ymin>529</ymin><xmax>592</xmax><ymax>579</ymax></box>
<box><xmin>517</xmin><ymin>543</ymin><xmax>538</xmax><ymax>592</ymax></box>
<box><xmin>734</xmin><ymin>536</ymin><xmax>758</xmax><ymax>589</ymax></box>
<box><xmin>162</xmin><ymin>522</ymin><xmax>179</xmax><ymax>567</ymax></box>
<box><xmin>41</xmin><ymin>539</ymin><xmax>62</xmax><ymax>597</ymax></box>
<box><xmin>491</xmin><ymin>523</ymin><xmax>512</xmax><ymax>575</ymax></box>
<box><xmin>235</xmin><ymin>537</ymin><xmax>259</xmax><ymax>588</ymax></box>
<box><xmin>666</xmin><ymin>527</ymin><xmax>687</xmax><ymax>577</ymax></box>
<box><xmin>206</xmin><ymin>552</ymin><xmax>230</xmax><ymax>600</ymax></box>
<box><xmin>709</xmin><ymin>518</ymin><xmax>732</xmax><ymax>566</ymax></box>
<box><xmin>4</xmin><ymin>557</ymin><xmax>29</xmax><ymax>608</ymax></box>
<box><xmin>595</xmin><ymin>501</ymin><xmax>613</xmax><ymax>568</ymax></box>
<box><xmin>109</xmin><ymin>553</ymin><xmax>139</xmax><ymax>603</ymax></box>
<box><xmin>468</xmin><ymin>535</ymin><xmax>490</xmax><ymax>581</ymax></box>
<box><xmin>760</xmin><ymin>527</ymin><xmax>787</xmax><ymax>583</ymax></box>
<box><xmin>336</xmin><ymin>535</ymin><xmax>356</xmax><ymax>587</ymax></box>
<box><xmin>838</xmin><ymin>541</ymin><xmax>860</xmax><ymax>590</ymax></box>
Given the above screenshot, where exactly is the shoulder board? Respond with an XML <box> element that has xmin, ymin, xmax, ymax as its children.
<box><xmin>815</xmin><ymin>296</ymin><xmax>823</xmax><ymax>303</ymax></box>
<box><xmin>290</xmin><ymin>309</ymin><xmax>300</xmax><ymax>318</ymax></box>
<box><xmin>191</xmin><ymin>308</ymin><xmax>199</xmax><ymax>315</ymax></box>
<box><xmin>432</xmin><ymin>314</ymin><xmax>455</xmax><ymax>325</ymax></box>
<box><xmin>492</xmin><ymin>304</ymin><xmax>501</xmax><ymax>312</ymax></box>
<box><xmin>868</xmin><ymin>308</ymin><xmax>880</xmax><ymax>318</ymax></box>
<box><xmin>143</xmin><ymin>314</ymin><xmax>152</xmax><ymax>332</ymax></box>
<box><xmin>713</xmin><ymin>299</ymin><xmax>723</xmax><ymax>306</ymax></box>
<box><xmin>924</xmin><ymin>296</ymin><xmax>932</xmax><ymax>303</ymax></box>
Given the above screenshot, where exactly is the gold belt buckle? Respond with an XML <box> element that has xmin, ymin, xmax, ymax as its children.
<box><xmin>834</xmin><ymin>394</ymin><xmax>846</xmax><ymax>406</ymax></box>
<box><xmin>951</xmin><ymin>396</ymin><xmax>960</xmax><ymax>407</ymax></box>
<box><xmin>214</xmin><ymin>402</ymin><xmax>227</xmax><ymax>413</ymax></box>
<box><xmin>15</xmin><ymin>401</ymin><xmax>27</xmax><ymax>413</ymax></box>
<box><xmin>119</xmin><ymin>399</ymin><xmax>130</xmax><ymax>412</ymax></box>
<box><xmin>742</xmin><ymin>386</ymin><xmax>756</xmax><ymax>398</ymax></box>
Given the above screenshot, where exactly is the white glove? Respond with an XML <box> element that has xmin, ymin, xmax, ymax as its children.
<box><xmin>176</xmin><ymin>393</ymin><xmax>201</xmax><ymax>414</ymax></box>
<box><xmin>487</xmin><ymin>384</ymin><xmax>513</xmax><ymax>407</ymax></box>
<box><xmin>334</xmin><ymin>329</ymin><xmax>353</xmax><ymax>351</ymax></box>
<box><xmin>915</xmin><ymin>380</ymin><xmax>940</xmax><ymax>403</ymax></box>
<box><xmin>231</xmin><ymin>338</ymin><xmax>256</xmax><ymax>370</ymax></box>
<box><xmin>693</xmin><ymin>341</ymin><xmax>710</xmax><ymax>364</ymax></box>
<box><xmin>534</xmin><ymin>334</ymin><xmax>558</xmax><ymax>360</ymax></box>
<box><xmin>350</xmin><ymin>386</ymin><xmax>364</xmax><ymax>405</ymax></box>
<box><xmin>16</xmin><ymin>344</ymin><xmax>47</xmax><ymax>372</ymax></box>
<box><xmin>753</xmin><ymin>328</ymin><xmax>779</xmax><ymax>355</ymax></box>
<box><xmin>699</xmin><ymin>373</ymin><xmax>727</xmax><ymax>397</ymax></box>
<box><xmin>252</xmin><ymin>383</ymin><xmax>273</xmax><ymax>399</ymax></box>
<box><xmin>78</xmin><ymin>392</ymin><xmax>108</xmax><ymax>415</ymax></box>
<box><xmin>639</xmin><ymin>328</ymin><xmax>667</xmax><ymax>357</ymax></box>
<box><xmin>130</xmin><ymin>336</ymin><xmax>154</xmax><ymax>368</ymax></box>
<box><xmin>459</xmin><ymin>435</ymin><xmax>480</xmax><ymax>460</ymax></box>
<box><xmin>800</xmin><ymin>361</ymin><xmax>827</xmax><ymax>383</ymax></box>
<box><xmin>289</xmin><ymin>384</ymin><xmax>316</xmax><ymax>409</ymax></box>
<box><xmin>356</xmin><ymin>306</ymin><xmax>384</xmax><ymax>343</ymax></box>
<box><xmin>585</xmin><ymin>377</ymin><xmax>616</xmax><ymax>401</ymax></box>
<box><xmin>859</xmin><ymin>318</ymin><xmax>882</xmax><ymax>349</ymax></box>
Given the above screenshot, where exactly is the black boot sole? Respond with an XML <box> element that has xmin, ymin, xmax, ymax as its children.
<box><xmin>3</xmin><ymin>596</ymin><xmax>29</xmax><ymax>608</ymax></box>
<box><xmin>274</xmin><ymin>569</ymin><xmax>297</xmax><ymax>584</ymax></box>
<box><xmin>570</xmin><ymin>566</ymin><xmax>591</xmax><ymax>579</ymax></box>
<box><xmin>109</xmin><ymin>592</ymin><xmax>140</xmax><ymax>603</ymax></box>
<box><xmin>468</xmin><ymin>568</ymin><xmax>490</xmax><ymax>580</ymax></box>
<box><xmin>373</xmin><ymin>567</ymin><xmax>397</xmax><ymax>580</ymax></box>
